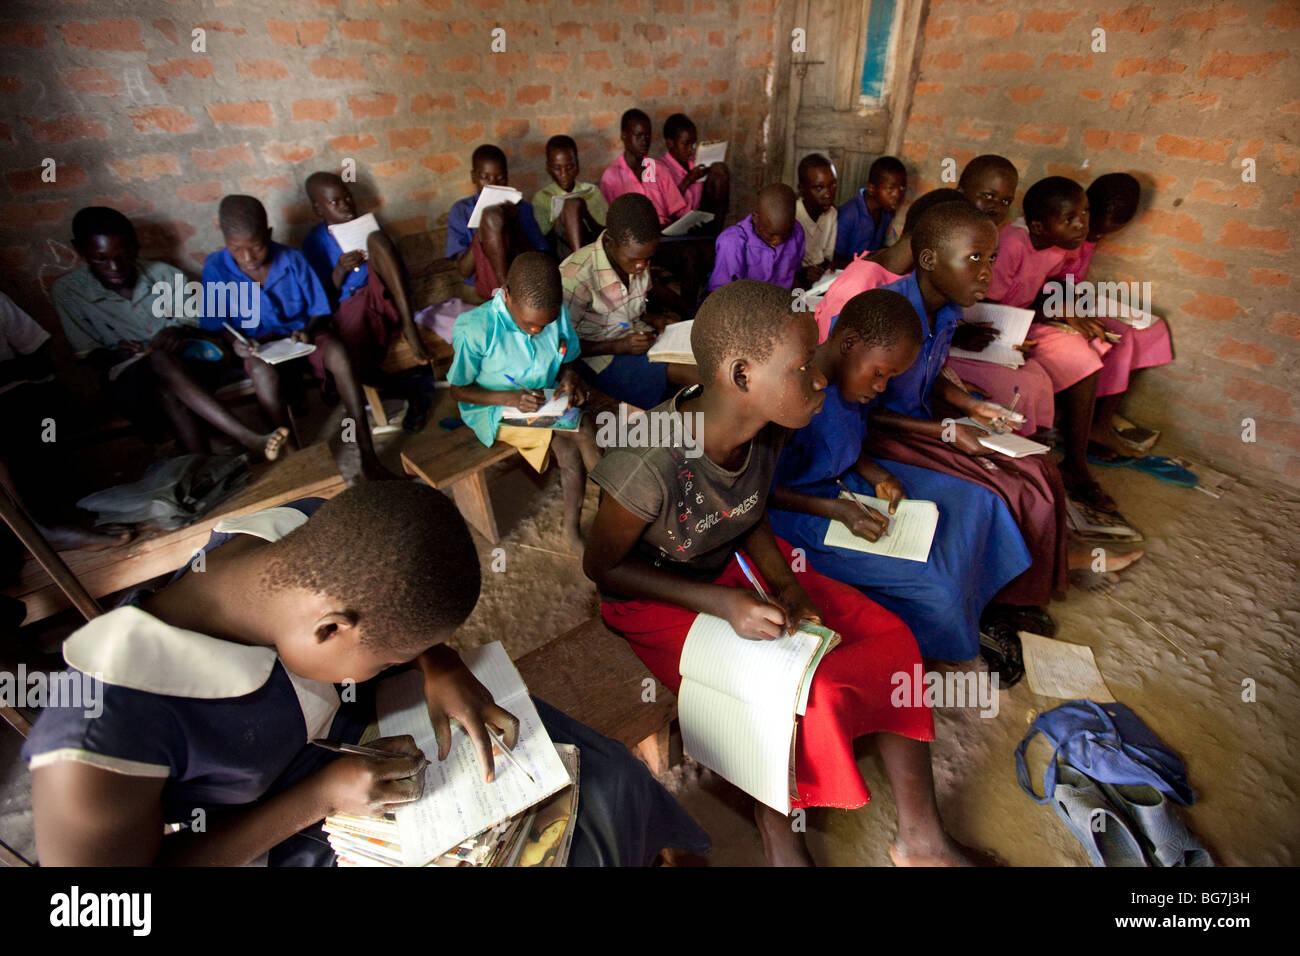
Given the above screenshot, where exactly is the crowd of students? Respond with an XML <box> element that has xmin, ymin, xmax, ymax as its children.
<box><xmin>13</xmin><ymin>104</ymin><xmax>1170</xmax><ymax>867</ymax></box>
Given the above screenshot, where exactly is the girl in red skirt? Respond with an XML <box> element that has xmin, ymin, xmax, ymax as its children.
<box><xmin>584</xmin><ymin>280</ymin><xmax>975</xmax><ymax>867</ymax></box>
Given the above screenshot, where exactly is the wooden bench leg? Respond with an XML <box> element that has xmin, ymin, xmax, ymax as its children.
<box><xmin>633</xmin><ymin>724</ymin><xmax>671</xmax><ymax>777</ymax></box>
<box><xmin>0</xmin><ymin>837</ymin><xmax>32</xmax><ymax>867</ymax></box>
<box><xmin>364</xmin><ymin>385</ymin><xmax>389</xmax><ymax>429</ymax></box>
<box><xmin>448</xmin><ymin>471</ymin><xmax>500</xmax><ymax>544</ymax></box>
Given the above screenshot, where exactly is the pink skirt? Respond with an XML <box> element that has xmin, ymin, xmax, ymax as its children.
<box><xmin>1096</xmin><ymin>316</ymin><xmax>1173</xmax><ymax>396</ymax></box>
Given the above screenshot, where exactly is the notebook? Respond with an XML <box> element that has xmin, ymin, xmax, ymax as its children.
<box><xmin>251</xmin><ymin>338</ymin><xmax>317</xmax><ymax>365</ymax></box>
<box><xmin>953</xmin><ymin>417</ymin><xmax>1048</xmax><ymax>457</ymax></box>
<box><xmin>500</xmin><ymin>388</ymin><xmax>580</xmax><ymax>429</ymax></box>
<box><xmin>375</xmin><ymin>642</ymin><xmax>572</xmax><ymax>866</ymax></box>
<box><xmin>694</xmin><ymin>140</ymin><xmax>727</xmax><ymax>167</ymax></box>
<box><xmin>948</xmin><ymin>303</ymin><xmax>1035</xmax><ymax>367</ymax></box>
<box><xmin>662</xmin><ymin>209</ymin><xmax>714</xmax><ymax>237</ymax></box>
<box><xmin>467</xmin><ymin>186</ymin><xmax>524</xmax><ymax>228</ymax></box>
<box><xmin>823</xmin><ymin>491</ymin><xmax>939</xmax><ymax>562</ymax></box>
<box><xmin>678</xmin><ymin>614</ymin><xmax>840</xmax><ymax>814</ymax></box>
<box><xmin>801</xmin><ymin>268</ymin><xmax>843</xmax><ymax>309</ymax></box>
<box><xmin>548</xmin><ymin>190</ymin><xmax>585</xmax><ymax>219</ymax></box>
<box><xmin>327</xmin><ymin>213</ymin><xmax>380</xmax><ymax>254</ymax></box>
<box><xmin>646</xmin><ymin>319</ymin><xmax>695</xmax><ymax>364</ymax></box>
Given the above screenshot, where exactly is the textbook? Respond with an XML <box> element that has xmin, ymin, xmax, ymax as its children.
<box><xmin>325</xmin><ymin>744</ymin><xmax>581</xmax><ymax>868</ymax></box>
<box><xmin>500</xmin><ymin>388</ymin><xmax>580</xmax><ymax>429</ymax></box>
<box><xmin>370</xmin><ymin>642</ymin><xmax>573</xmax><ymax>866</ymax></box>
<box><xmin>548</xmin><ymin>189</ymin><xmax>594</xmax><ymax>219</ymax></box>
<box><xmin>327</xmin><ymin>212</ymin><xmax>380</xmax><ymax>254</ymax></box>
<box><xmin>953</xmin><ymin>417</ymin><xmax>1049</xmax><ymax>458</ymax></box>
<box><xmin>679</xmin><ymin>613</ymin><xmax>840</xmax><ymax>814</ymax></box>
<box><xmin>823</xmin><ymin>491</ymin><xmax>939</xmax><ymax>563</ymax></box>
<box><xmin>694</xmin><ymin>140</ymin><xmax>727</xmax><ymax>167</ymax></box>
<box><xmin>948</xmin><ymin>302</ymin><xmax>1035</xmax><ymax>367</ymax></box>
<box><xmin>661</xmin><ymin>209</ymin><xmax>714</xmax><ymax>237</ymax></box>
<box><xmin>646</xmin><ymin>319</ymin><xmax>695</xmax><ymax>364</ymax></box>
<box><xmin>467</xmin><ymin>186</ymin><xmax>524</xmax><ymax>229</ymax></box>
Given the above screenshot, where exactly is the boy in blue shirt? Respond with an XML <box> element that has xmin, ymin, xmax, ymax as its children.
<box><xmin>835</xmin><ymin>155</ymin><xmax>907</xmax><ymax>263</ymax></box>
<box><xmin>448</xmin><ymin>252</ymin><xmax>600</xmax><ymax>555</ymax></box>
<box><xmin>446</xmin><ymin>144</ymin><xmax>548</xmax><ymax>300</ymax></box>
<box><xmin>202</xmin><ymin>194</ymin><xmax>398</xmax><ymax>480</ymax></box>
<box><xmin>23</xmin><ymin>482</ymin><xmax>709</xmax><ymax>866</ymax></box>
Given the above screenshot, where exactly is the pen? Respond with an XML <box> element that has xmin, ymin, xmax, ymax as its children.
<box><xmin>222</xmin><ymin>321</ymin><xmax>253</xmax><ymax>348</ymax></box>
<box><xmin>450</xmin><ymin>718</ymin><xmax>536</xmax><ymax>784</ymax></box>
<box><xmin>733</xmin><ymin>551</ymin><xmax>770</xmax><ymax>603</ymax></box>
<box><xmin>835</xmin><ymin>478</ymin><xmax>889</xmax><ymax>536</ymax></box>
<box><xmin>311</xmin><ymin>738</ymin><xmax>424</xmax><ymax>763</ymax></box>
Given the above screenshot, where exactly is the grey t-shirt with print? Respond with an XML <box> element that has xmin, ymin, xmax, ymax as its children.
<box><xmin>589</xmin><ymin>386</ymin><xmax>788</xmax><ymax>599</ymax></box>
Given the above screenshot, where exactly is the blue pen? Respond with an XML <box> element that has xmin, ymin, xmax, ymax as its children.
<box><xmin>735</xmin><ymin>552</ymin><xmax>789</xmax><ymax>636</ymax></box>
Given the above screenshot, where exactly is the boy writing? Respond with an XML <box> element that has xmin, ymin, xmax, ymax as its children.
<box><xmin>835</xmin><ymin>155</ymin><xmax>907</xmax><ymax>263</ymax></box>
<box><xmin>705</xmin><ymin>183</ymin><xmax>805</xmax><ymax>294</ymax></box>
<box><xmin>201</xmin><ymin>194</ymin><xmax>397</xmax><ymax>481</ymax></box>
<box><xmin>448</xmin><ymin>253</ymin><xmax>601</xmax><ymax>556</ymax></box>
<box><xmin>446</xmin><ymin>144</ymin><xmax>548</xmax><ymax>300</ymax></box>
<box><xmin>531</xmin><ymin>135</ymin><xmax>607</xmax><ymax>259</ymax></box>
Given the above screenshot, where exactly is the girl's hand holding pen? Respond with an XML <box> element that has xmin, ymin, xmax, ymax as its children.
<box><xmin>417</xmin><ymin>644</ymin><xmax>520</xmax><ymax>783</ymax></box>
<box><xmin>717</xmin><ymin>587</ymin><xmax>787</xmax><ymax>641</ymax></box>
<box><xmin>317</xmin><ymin>734</ymin><xmax>428</xmax><ymax>817</ymax></box>
<box><xmin>834</xmin><ymin>497</ymin><xmax>890</xmax><ymax>542</ymax></box>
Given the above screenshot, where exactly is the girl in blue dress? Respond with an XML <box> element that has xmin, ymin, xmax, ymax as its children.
<box><xmin>769</xmin><ymin>289</ymin><xmax>1030</xmax><ymax>661</ymax></box>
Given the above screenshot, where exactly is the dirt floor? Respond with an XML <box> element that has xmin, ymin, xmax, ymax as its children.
<box><xmin>2</xmin><ymin>386</ymin><xmax>1297</xmax><ymax>866</ymax></box>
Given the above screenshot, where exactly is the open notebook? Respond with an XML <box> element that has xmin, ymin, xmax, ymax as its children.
<box><xmin>823</xmin><ymin>492</ymin><xmax>939</xmax><ymax>562</ymax></box>
<box><xmin>646</xmin><ymin>319</ymin><xmax>695</xmax><ymax>364</ymax></box>
<box><xmin>948</xmin><ymin>303</ymin><xmax>1035</xmax><ymax>367</ymax></box>
<box><xmin>679</xmin><ymin>614</ymin><xmax>839</xmax><ymax>814</ymax></box>
<box><xmin>467</xmin><ymin>186</ymin><xmax>524</xmax><ymax>228</ymax></box>
<box><xmin>251</xmin><ymin>338</ymin><xmax>317</xmax><ymax>365</ymax></box>
<box><xmin>375</xmin><ymin>642</ymin><xmax>572</xmax><ymax>866</ymax></box>
<box><xmin>694</xmin><ymin>140</ymin><xmax>727</xmax><ymax>167</ymax></box>
<box><xmin>662</xmin><ymin>210</ymin><xmax>714</xmax><ymax>237</ymax></box>
<box><xmin>500</xmin><ymin>388</ymin><xmax>580</xmax><ymax>429</ymax></box>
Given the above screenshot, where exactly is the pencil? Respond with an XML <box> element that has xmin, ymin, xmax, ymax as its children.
<box><xmin>221</xmin><ymin>321</ymin><xmax>252</xmax><ymax>347</ymax></box>
<box><xmin>311</xmin><ymin>738</ymin><xmax>422</xmax><ymax>762</ymax></box>
<box><xmin>835</xmin><ymin>478</ymin><xmax>889</xmax><ymax>536</ymax></box>
<box><xmin>485</xmin><ymin>725</ymin><xmax>536</xmax><ymax>785</ymax></box>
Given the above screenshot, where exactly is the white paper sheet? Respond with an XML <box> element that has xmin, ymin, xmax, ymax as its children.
<box><xmin>252</xmin><ymin>338</ymin><xmax>317</xmax><ymax>365</ymax></box>
<box><xmin>823</xmin><ymin>493</ymin><xmax>939</xmax><ymax>563</ymax></box>
<box><xmin>646</xmin><ymin>319</ymin><xmax>695</xmax><ymax>364</ymax></box>
<box><xmin>661</xmin><ymin>209</ymin><xmax>714</xmax><ymax>237</ymax></box>
<box><xmin>694</xmin><ymin>141</ymin><xmax>727</xmax><ymax>167</ymax></box>
<box><xmin>949</xmin><ymin>302</ymin><xmax>1035</xmax><ymax>367</ymax></box>
<box><xmin>327</xmin><ymin>212</ymin><xmax>381</xmax><ymax>254</ymax></box>
<box><xmin>1020</xmin><ymin>631</ymin><xmax>1115</xmax><ymax>701</ymax></box>
<box><xmin>467</xmin><ymin>186</ymin><xmax>524</xmax><ymax>229</ymax></box>
<box><xmin>501</xmin><ymin>387</ymin><xmax>570</xmax><ymax>421</ymax></box>
<box><xmin>953</xmin><ymin>418</ymin><xmax>1048</xmax><ymax>458</ymax></box>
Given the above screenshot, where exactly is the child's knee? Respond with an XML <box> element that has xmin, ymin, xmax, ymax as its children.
<box><xmin>478</xmin><ymin>205</ymin><xmax>507</xmax><ymax>237</ymax></box>
<box><xmin>707</xmin><ymin>162</ymin><xmax>731</xmax><ymax>186</ymax></box>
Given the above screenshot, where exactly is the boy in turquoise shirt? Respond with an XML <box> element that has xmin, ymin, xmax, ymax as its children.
<box><xmin>448</xmin><ymin>253</ymin><xmax>601</xmax><ymax>555</ymax></box>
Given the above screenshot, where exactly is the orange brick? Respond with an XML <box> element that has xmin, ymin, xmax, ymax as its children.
<box><xmin>310</xmin><ymin>57</ymin><xmax>365</xmax><ymax>80</ymax></box>
<box><xmin>625</xmin><ymin>51</ymin><xmax>651</xmax><ymax>69</ymax></box>
<box><xmin>412</xmin><ymin>92</ymin><xmax>456</xmax><ymax>114</ymax></box>
<box><xmin>388</xmin><ymin>127</ymin><xmax>431</xmax><ymax>151</ymax></box>
<box><xmin>1217</xmin><ymin>337</ymin><xmax>1276</xmax><ymax>369</ymax></box>
<box><xmin>1264</xmin><ymin>3</ymin><xmax>1300</xmax><ymax>29</ymax></box>
<box><xmin>1042</xmin><ymin>53</ymin><xmax>1092</xmax><ymax>71</ymax></box>
<box><xmin>707</xmin><ymin>78</ymin><xmax>728</xmax><ymax>95</ymax></box>
<box><xmin>149</xmin><ymin>59</ymin><xmax>214</xmax><ymax>85</ymax></box>
<box><xmin>923</xmin><ymin>52</ymin><xmax>963</xmax><ymax>71</ymax></box>
<box><xmin>109</xmin><ymin>154</ymin><xmax>182</xmax><ymax>182</ymax></box>
<box><xmin>62</xmin><ymin>69</ymin><xmax>120</xmax><ymax>96</ymax></box>
<box><xmin>176</xmin><ymin>182</ymin><xmax>224</xmax><ymax>204</ymax></box>
<box><xmin>236</xmin><ymin>60</ymin><xmax>290</xmax><ymax>81</ymax></box>
<box><xmin>601</xmin><ymin>22</ymin><xmax>627</xmax><ymax>42</ymax></box>
<box><xmin>265</xmin><ymin>142</ymin><xmax>316</xmax><ymax>164</ymax></box>
<box><xmin>1272</xmin><ymin>144</ymin><xmax>1300</xmax><ymax>176</ymax></box>
<box><xmin>421</xmin><ymin>153</ymin><xmax>461</xmax><ymax>175</ymax></box>
<box><xmin>62</xmin><ymin>19</ymin><xmax>144</xmax><ymax>51</ymax></box>
<box><xmin>536</xmin><ymin>52</ymin><xmax>570</xmax><ymax>73</ymax></box>
<box><xmin>676</xmin><ymin>79</ymin><xmax>703</xmax><ymax>98</ymax></box>
<box><xmin>291</xmin><ymin>99</ymin><xmax>338</xmax><ymax>123</ymax></box>
<box><xmin>1170</xmin><ymin>248</ymin><xmax>1226</xmax><ymax>277</ymax></box>
<box><xmin>1098</xmin><ymin>6</ymin><xmax>1163</xmax><ymax>32</ymax></box>
<box><xmin>339</xmin><ymin>20</ymin><xmax>386</xmax><ymax>43</ymax></box>
<box><xmin>372</xmin><ymin>158</ymin><xmax>414</xmax><ymax>178</ymax></box>
<box><xmin>583</xmin><ymin>51</ymin><xmax>614</xmax><ymax>71</ymax></box>
<box><xmin>1155</xmin><ymin>135</ymin><xmax>1230</xmax><ymax>162</ymax></box>
<box><xmin>913</xmin><ymin>81</ymin><xmax>944</xmax><ymax>96</ymax></box>
<box><xmin>555</xmin><ymin>22</ymin><xmax>583</xmax><ymax>42</ymax></box>
<box><xmin>24</xmin><ymin>114</ymin><xmax>108</xmax><ymax>143</ymax></box>
<box><xmin>1003</xmin><ymin>85</ymin><xmax>1041</xmax><ymax>105</ymax></box>
<box><xmin>980</xmin><ymin>52</ymin><xmax>1034</xmax><ymax>72</ymax></box>
<box><xmin>1217</xmin><ymin>219</ymin><xmax>1289</xmax><ymax>251</ymax></box>
<box><xmin>443</xmin><ymin>54</ymin><xmax>479</xmax><ymax>72</ymax></box>
<box><xmin>925</xmin><ymin>18</ymin><xmax>954</xmax><ymax>39</ymax></box>
<box><xmin>192</xmin><ymin>144</ymin><xmax>255</xmax><ymax>171</ymax></box>
<box><xmin>1110</xmin><ymin>91</ymin><xmax>1134</xmax><ymax>110</ymax></box>
<box><xmin>3</xmin><ymin>200</ymin><xmax>69</xmax><ymax>227</ymax></box>
<box><xmin>348</xmin><ymin>94</ymin><xmax>398</xmax><ymax>119</ymax></box>
<box><xmin>1182</xmin><ymin>291</ymin><xmax>1239</xmax><ymax>321</ymax></box>
<box><xmin>639</xmin><ymin>76</ymin><xmax>669</xmax><ymax>98</ymax></box>
<box><xmin>1025</xmin><ymin>10</ymin><xmax>1080</xmax><ymax>32</ymax></box>
<box><xmin>0</xmin><ymin>23</ymin><xmax>45</xmax><ymax>47</ymax></box>
<box><xmin>1082</xmin><ymin>129</ymin><xmax>1143</xmax><ymax>153</ymax></box>
<box><xmin>1080</xmin><ymin>89</ymin><xmax>1104</xmax><ymax>101</ymax></box>
<box><xmin>968</xmin><ymin>11</ymin><xmax>1017</xmax><ymax>38</ymax></box>
<box><xmin>329</xmin><ymin>133</ymin><xmax>379</xmax><ymax>152</ymax></box>
<box><xmin>516</xmin><ymin>85</ymin><xmax>551</xmax><ymax>106</ymax></box>
<box><xmin>194</xmin><ymin>20</ymin><xmax>246</xmax><ymax>36</ymax></box>
<box><xmin>1014</xmin><ymin>124</ymin><xmax>1067</xmax><ymax>147</ymax></box>
<box><xmin>1270</xmin><ymin>312</ymin><xmax>1300</xmax><ymax>337</ymax></box>
<box><xmin>4</xmin><ymin>164</ymin><xmax>87</xmax><ymax>193</ymax></box>
<box><xmin>492</xmin><ymin>52</ymin><xmax>529</xmax><ymax>76</ymax></box>
<box><xmin>1251</xmin><ymin>268</ymin><xmax>1290</xmax><ymax>287</ymax></box>
<box><xmin>265</xmin><ymin>19</ymin><xmax>330</xmax><ymax>47</ymax></box>
<box><xmin>1113</xmin><ymin>57</ymin><xmax>1186</xmax><ymax>78</ymax></box>
<box><xmin>403</xmin><ymin>19</ymin><xmax>448</xmax><ymax>42</ymax></box>
<box><xmin>1140</xmin><ymin>209</ymin><xmax>1204</xmax><ymax>242</ymax></box>
<box><xmin>495</xmin><ymin>118</ymin><xmax>530</xmax><ymax>140</ymax></box>
<box><xmin>1197</xmin><ymin>50</ymin><xmax>1289</xmax><ymax>79</ymax></box>
<box><xmin>1223</xmin><ymin>377</ymin><xmax>1293</xmax><ymax>415</ymax></box>
<box><xmin>956</xmin><ymin>118</ymin><xmax>993</xmax><ymax>140</ymax></box>
<box><xmin>466</xmin><ymin>87</ymin><xmax>506</xmax><ymax>109</ymax></box>
<box><xmin>1188</xmin><ymin>179</ymin><xmax>1257</xmax><ymax>207</ymax></box>
<box><xmin>445</xmin><ymin>123</ymin><xmax>485</xmax><ymax>144</ymax></box>
<box><xmin>707</xmin><ymin>29</ymin><xmax>725</xmax><ymax>47</ymax></box>
<box><xmin>128</xmin><ymin>106</ymin><xmax>196</xmax><ymax>134</ymax></box>
<box><xmin>1181</xmin><ymin>93</ymin><xmax>1219</xmax><ymax>108</ymax></box>
<box><xmin>1172</xmin><ymin>5</ymin><xmax>1250</xmax><ymax>30</ymax></box>
<box><xmin>207</xmin><ymin>102</ymin><xmax>274</xmax><ymax>128</ymax></box>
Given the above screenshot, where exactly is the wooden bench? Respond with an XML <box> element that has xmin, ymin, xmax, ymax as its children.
<box><xmin>400</xmin><ymin>424</ymin><xmax>520</xmax><ymax>544</ymax></box>
<box><xmin>7</xmin><ymin>442</ymin><xmax>347</xmax><ymax>624</ymax></box>
<box><xmin>516</xmin><ymin>618</ymin><xmax>677</xmax><ymax>776</ymax></box>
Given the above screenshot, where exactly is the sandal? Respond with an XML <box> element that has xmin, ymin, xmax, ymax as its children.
<box><xmin>1053</xmin><ymin>765</ymin><xmax>1149</xmax><ymax>867</ymax></box>
<box><xmin>979</xmin><ymin>622</ymin><xmax>1025</xmax><ymax>688</ymax></box>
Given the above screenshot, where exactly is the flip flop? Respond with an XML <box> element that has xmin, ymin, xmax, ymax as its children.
<box><xmin>1052</xmin><ymin>765</ymin><xmax>1149</xmax><ymax>867</ymax></box>
<box><xmin>1128</xmin><ymin>456</ymin><xmax>1198</xmax><ymax>487</ymax></box>
<box><xmin>1097</xmin><ymin>782</ymin><xmax>1214</xmax><ymax>867</ymax></box>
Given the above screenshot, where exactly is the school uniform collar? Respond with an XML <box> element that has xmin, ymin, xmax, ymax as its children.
<box><xmin>63</xmin><ymin>506</ymin><xmax>312</xmax><ymax>699</ymax></box>
<box><xmin>71</xmin><ymin>263</ymin><xmax>158</xmax><ymax>308</ymax></box>
<box><xmin>217</xmin><ymin>242</ymin><xmax>294</xmax><ymax>289</ymax></box>
<box><xmin>660</xmin><ymin>152</ymin><xmax>691</xmax><ymax>177</ymax></box>
<box><xmin>590</xmin><ymin>230</ymin><xmax>633</xmax><ymax>296</ymax></box>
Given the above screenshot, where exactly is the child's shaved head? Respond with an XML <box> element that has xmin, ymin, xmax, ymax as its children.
<box><xmin>797</xmin><ymin>153</ymin><xmax>833</xmax><ymax>183</ymax></box>
<box><xmin>218</xmin><ymin>194</ymin><xmax>269</xmax><ymax>238</ymax></box>
<box><xmin>958</xmin><ymin>155</ymin><xmax>1018</xmax><ymax>192</ymax></box>
<box><xmin>545</xmin><ymin>135</ymin><xmax>577</xmax><ymax>157</ymax></box>
<box><xmin>663</xmin><ymin>112</ymin><xmax>695</xmax><ymax>140</ymax></box>
<box><xmin>264</xmin><ymin>482</ymin><xmax>480</xmax><ymax>655</ymax></box>
<box><xmin>910</xmin><ymin>201</ymin><xmax>995</xmax><ymax>260</ymax></box>
<box><xmin>605</xmin><ymin>193</ymin><xmax>660</xmax><ymax>246</ymax></box>
<box><xmin>692</xmin><ymin>279</ymin><xmax>798</xmax><ymax>380</ymax></box>
<box><xmin>620</xmin><ymin>108</ymin><xmax>651</xmax><ymax>133</ymax></box>
<box><xmin>754</xmin><ymin>183</ymin><xmax>797</xmax><ymax>245</ymax></box>
<box><xmin>1023</xmin><ymin>176</ymin><xmax>1085</xmax><ymax>225</ymax></box>
<box><xmin>305</xmin><ymin>171</ymin><xmax>346</xmax><ymax>202</ymax></box>
<box><xmin>833</xmin><ymin>289</ymin><xmax>923</xmax><ymax>351</ymax></box>
<box><xmin>868</xmin><ymin>155</ymin><xmax>907</xmax><ymax>185</ymax></box>
<box><xmin>1086</xmin><ymin>172</ymin><xmax>1140</xmax><ymax>229</ymax></box>
<box><xmin>72</xmin><ymin>206</ymin><xmax>136</xmax><ymax>247</ymax></box>
<box><xmin>471</xmin><ymin>143</ymin><xmax>507</xmax><ymax>171</ymax></box>
<box><xmin>505</xmin><ymin>251</ymin><xmax>562</xmax><ymax>312</ymax></box>
<box><xmin>900</xmin><ymin>188</ymin><xmax>968</xmax><ymax>235</ymax></box>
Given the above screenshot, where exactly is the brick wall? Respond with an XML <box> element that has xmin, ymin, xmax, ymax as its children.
<box><xmin>900</xmin><ymin>0</ymin><xmax>1300</xmax><ymax>486</ymax></box>
<box><xmin>0</xmin><ymin>0</ymin><xmax>779</xmax><ymax>323</ymax></box>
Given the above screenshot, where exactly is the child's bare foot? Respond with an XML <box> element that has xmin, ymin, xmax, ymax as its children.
<box><xmin>889</xmin><ymin>833</ymin><xmax>980</xmax><ymax>867</ymax></box>
<box><xmin>754</xmin><ymin>802</ymin><xmax>814</xmax><ymax>867</ymax></box>
<box><xmin>258</xmin><ymin>427</ymin><xmax>291</xmax><ymax>462</ymax></box>
<box><xmin>41</xmin><ymin>524</ymin><xmax>132</xmax><ymax>553</ymax></box>
<box><xmin>1068</xmin><ymin>542</ymin><xmax>1144</xmax><ymax>572</ymax></box>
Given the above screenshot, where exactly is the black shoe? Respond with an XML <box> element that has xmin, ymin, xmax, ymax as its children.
<box><xmin>979</xmin><ymin>622</ymin><xmax>1025</xmax><ymax>688</ymax></box>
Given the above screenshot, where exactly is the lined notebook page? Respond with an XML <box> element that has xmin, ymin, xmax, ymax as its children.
<box><xmin>823</xmin><ymin>493</ymin><xmax>939</xmax><ymax>563</ymax></box>
<box><xmin>501</xmin><ymin>388</ymin><xmax>569</xmax><ymax>420</ymax></box>
<box><xmin>646</xmin><ymin>320</ymin><xmax>695</xmax><ymax>364</ymax></box>
<box><xmin>377</xmin><ymin>643</ymin><xmax>570</xmax><ymax>866</ymax></box>
<box><xmin>680</xmin><ymin>613</ymin><xmax>823</xmax><ymax>704</ymax></box>
<box><xmin>949</xmin><ymin>302</ymin><xmax>1035</xmax><ymax>367</ymax></box>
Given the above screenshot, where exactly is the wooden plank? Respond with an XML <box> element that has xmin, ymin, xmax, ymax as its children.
<box><xmin>400</xmin><ymin>425</ymin><xmax>517</xmax><ymax>491</ymax></box>
<box><xmin>379</xmin><ymin>326</ymin><xmax>453</xmax><ymax>375</ymax></box>
<box><xmin>7</xmin><ymin>443</ymin><xmax>346</xmax><ymax>623</ymax></box>
<box><xmin>516</xmin><ymin>619</ymin><xmax>677</xmax><ymax>754</ymax></box>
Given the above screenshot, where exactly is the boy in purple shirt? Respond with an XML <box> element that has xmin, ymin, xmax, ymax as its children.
<box><xmin>706</xmin><ymin>184</ymin><xmax>805</xmax><ymax>294</ymax></box>
<box><xmin>835</xmin><ymin>156</ymin><xmax>907</xmax><ymax>263</ymax></box>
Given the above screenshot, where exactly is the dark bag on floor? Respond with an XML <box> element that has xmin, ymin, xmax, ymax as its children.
<box><xmin>76</xmin><ymin>454</ymin><xmax>251</xmax><ymax>530</ymax></box>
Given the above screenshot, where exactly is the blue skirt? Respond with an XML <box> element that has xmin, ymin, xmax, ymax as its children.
<box><xmin>770</xmin><ymin>460</ymin><xmax>1031</xmax><ymax>661</ymax></box>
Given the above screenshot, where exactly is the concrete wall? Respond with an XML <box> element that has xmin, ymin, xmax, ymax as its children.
<box><xmin>0</xmin><ymin>0</ymin><xmax>780</xmax><ymax>319</ymax></box>
<box><xmin>898</xmin><ymin>0</ymin><xmax>1300</xmax><ymax>486</ymax></box>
